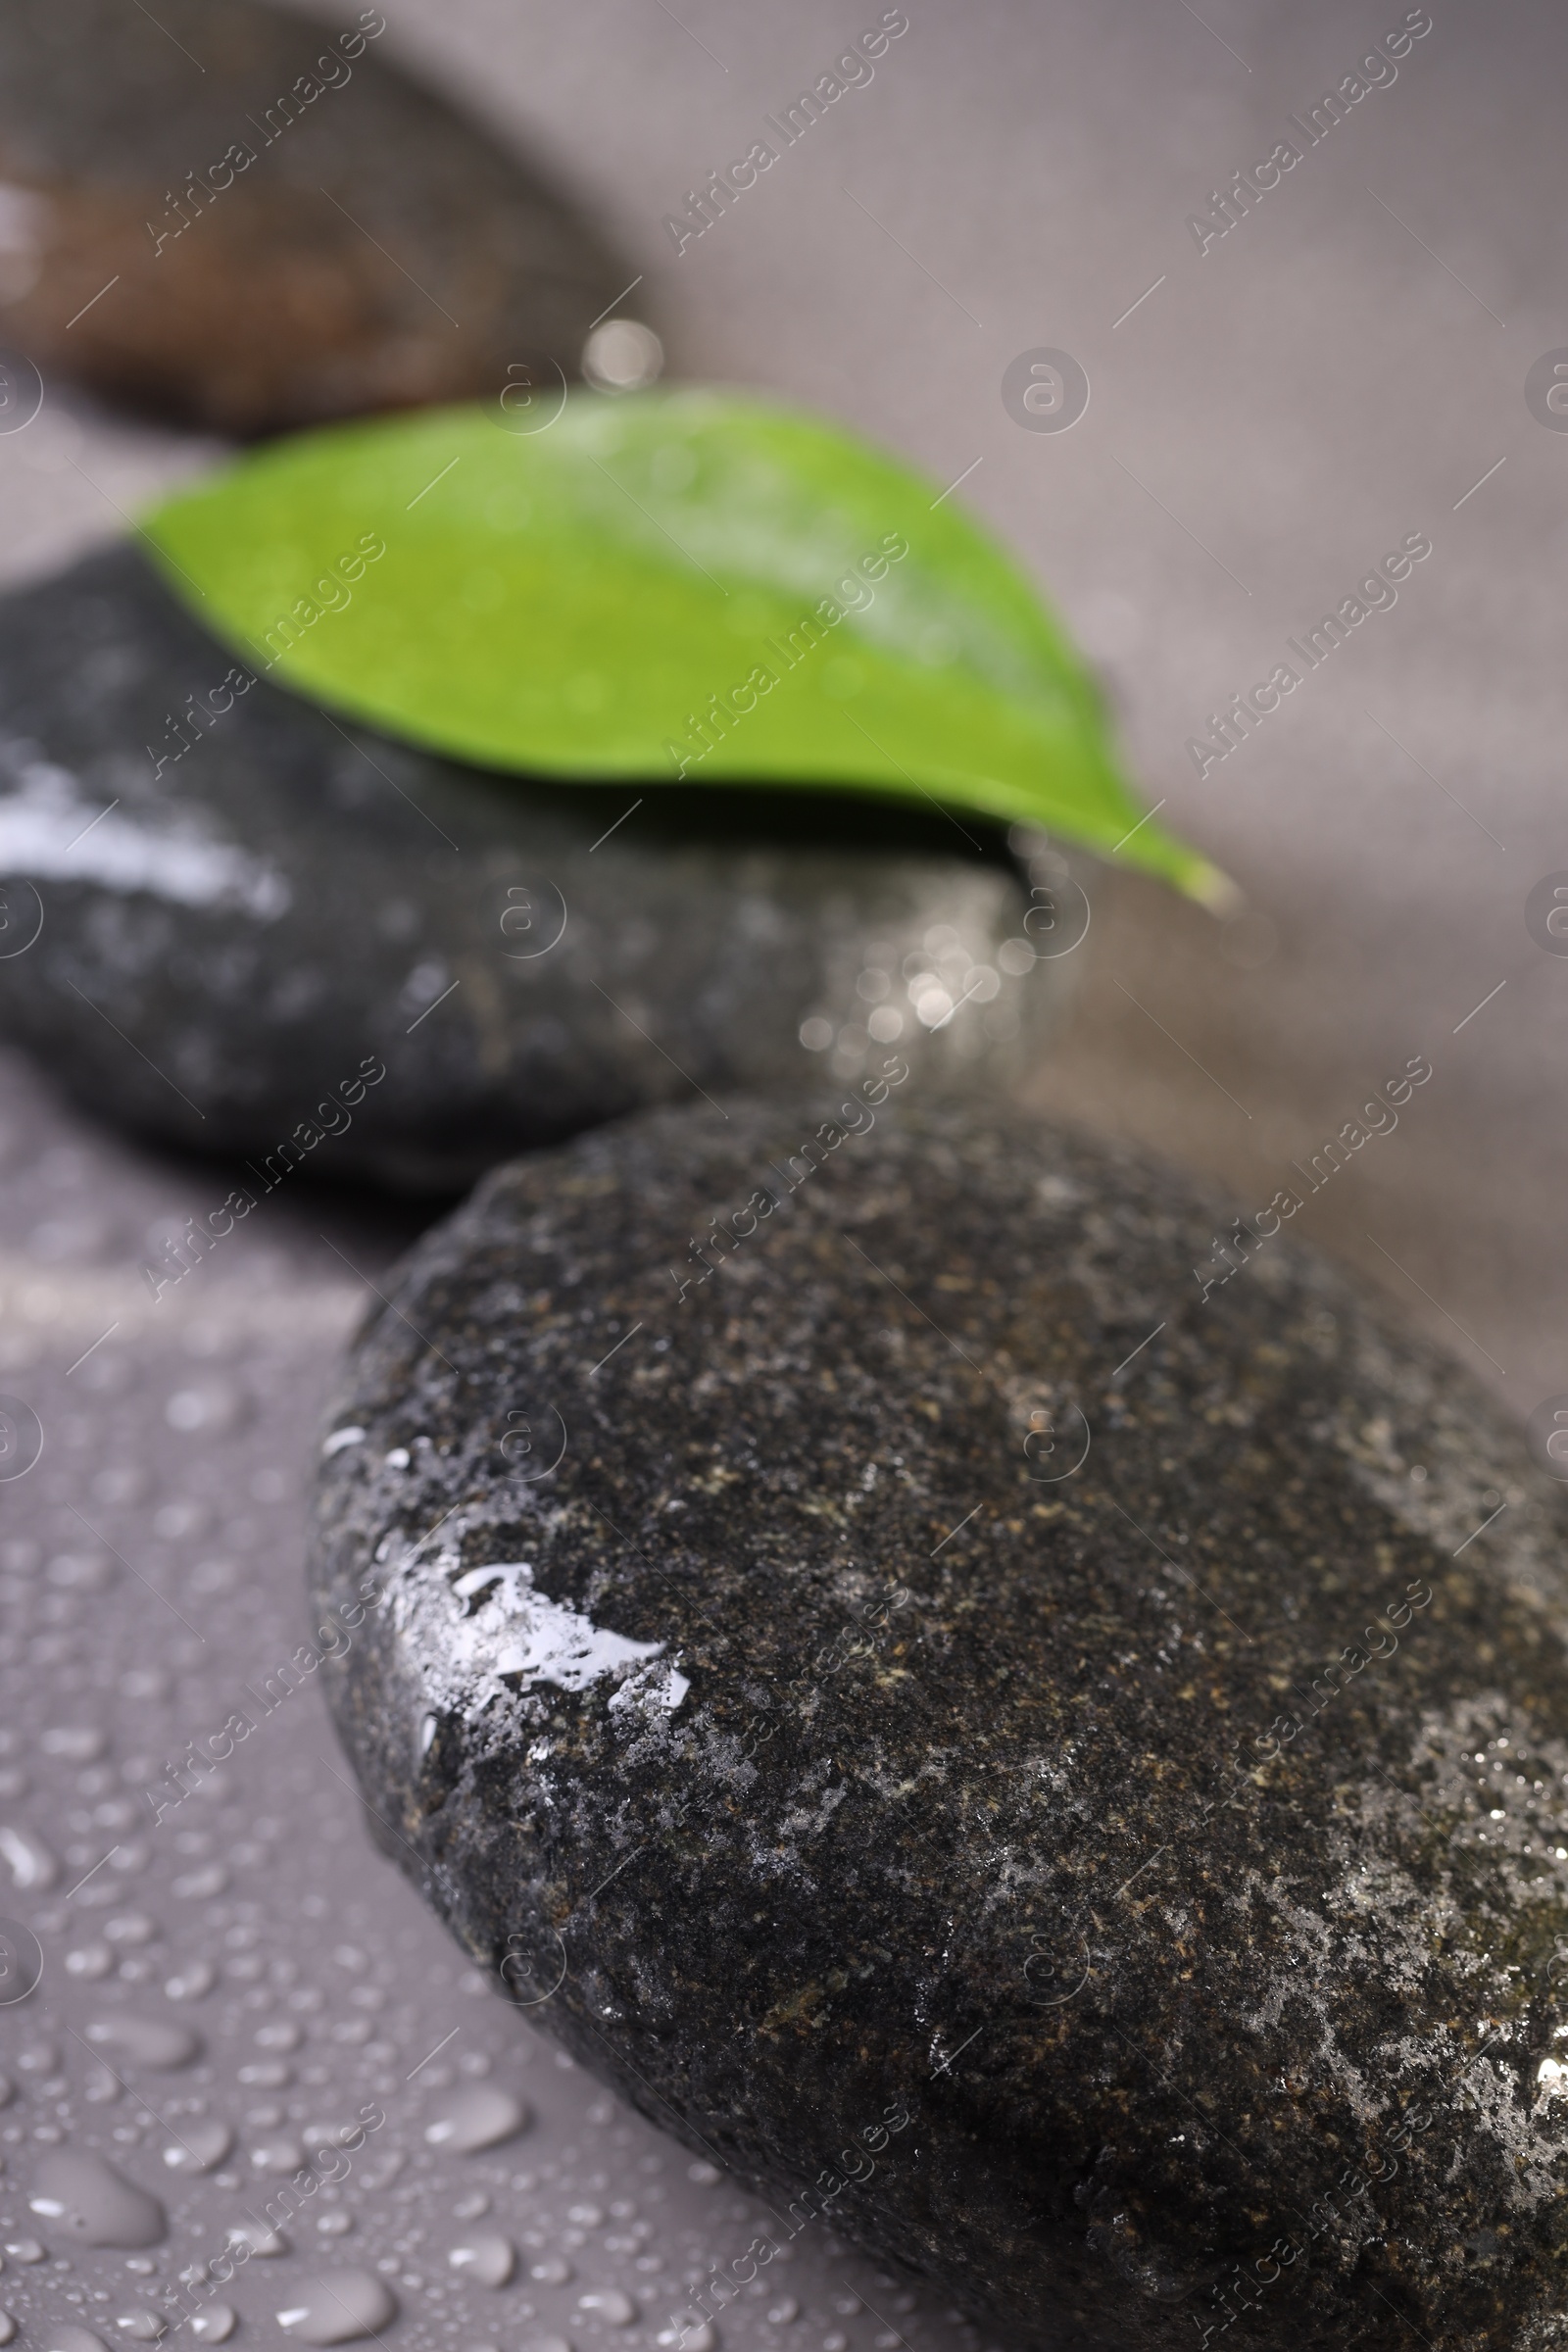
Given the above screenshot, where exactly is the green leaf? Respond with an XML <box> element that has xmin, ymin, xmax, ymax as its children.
<box><xmin>141</xmin><ymin>389</ymin><xmax>1225</xmax><ymax>902</ymax></box>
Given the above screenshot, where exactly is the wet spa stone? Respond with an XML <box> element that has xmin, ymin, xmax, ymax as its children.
<box><xmin>0</xmin><ymin>544</ymin><xmax>1070</xmax><ymax>1191</ymax></box>
<box><xmin>0</xmin><ymin>0</ymin><xmax>645</xmax><ymax>434</ymax></box>
<box><xmin>311</xmin><ymin>1095</ymin><xmax>1568</xmax><ymax>2351</ymax></box>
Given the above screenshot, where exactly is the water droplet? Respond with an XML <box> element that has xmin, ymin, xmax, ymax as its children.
<box><xmin>274</xmin><ymin>2270</ymin><xmax>398</xmax><ymax>2344</ymax></box>
<box><xmin>0</xmin><ymin>2074</ymin><xmax>13</xmax><ymax>2107</ymax></box>
<box><xmin>190</xmin><ymin>2308</ymin><xmax>236</xmax><ymax>2342</ymax></box>
<box><xmin>47</xmin><ymin>1551</ymin><xmax>116</xmax><ymax>1593</ymax></box>
<box><xmin>0</xmin><ymin>2315</ymin><xmax>14</xmax><ymax>2345</ymax></box>
<box><xmin>528</xmin><ymin>2259</ymin><xmax>572</xmax><ymax>2288</ymax></box>
<box><xmin>566</xmin><ymin>2207</ymin><xmax>603</xmax><ymax>2230</ymax></box>
<box><xmin>0</xmin><ymin>1822</ymin><xmax>58</xmax><ymax>1888</ymax></box>
<box><xmin>114</xmin><ymin>2315</ymin><xmax>163</xmax><ymax>2339</ymax></box>
<box><xmin>576</xmin><ymin>2293</ymin><xmax>634</xmax><ymax>2328</ymax></box>
<box><xmin>120</xmin><ymin>1668</ymin><xmax>169</xmax><ymax>1701</ymax></box>
<box><xmin>66</xmin><ymin>1943</ymin><xmax>114</xmax><ymax>1981</ymax></box>
<box><xmin>657</xmin><ymin>2328</ymin><xmax>713</xmax><ymax>2352</ymax></box>
<box><xmin>423</xmin><ymin>2085</ymin><xmax>529</xmax><ymax>2155</ymax></box>
<box><xmin>251</xmin><ymin>2139</ymin><xmax>305</xmax><ymax>2175</ymax></box>
<box><xmin>38</xmin><ymin>2328</ymin><xmax>108</xmax><ymax>2352</ymax></box>
<box><xmin>85</xmin><ymin>2018</ymin><xmax>200</xmax><ymax>2070</ymax></box>
<box><xmin>316</xmin><ymin>2214</ymin><xmax>353</xmax><ymax>2238</ymax></box>
<box><xmin>768</xmin><ymin>2303</ymin><xmax>799</xmax><ymax>2326</ymax></box>
<box><xmin>172</xmin><ymin>1866</ymin><xmax>227</xmax><ymax>1900</ymax></box>
<box><xmin>42</xmin><ymin>1728</ymin><xmax>108</xmax><ymax>1763</ymax></box>
<box><xmin>165</xmin><ymin>1385</ymin><xmax>242</xmax><ymax>1436</ymax></box>
<box><xmin>107</xmin><ymin>1913</ymin><xmax>157</xmax><ymax>1951</ymax></box>
<box><xmin>163</xmin><ymin>2122</ymin><xmax>233</xmax><ymax>2174</ymax></box>
<box><xmin>227</xmin><ymin>2223</ymin><xmax>288</xmax><ymax>2259</ymax></box>
<box><xmin>448</xmin><ymin>2235</ymin><xmax>514</xmax><ymax>2289</ymax></box>
<box><xmin>28</xmin><ymin>2151</ymin><xmax>166</xmax><ymax>2248</ymax></box>
<box><xmin>4</xmin><ymin>2238</ymin><xmax>46</xmax><ymax>2263</ymax></box>
<box><xmin>522</xmin><ymin>2339</ymin><xmax>572</xmax><ymax>2352</ymax></box>
<box><xmin>452</xmin><ymin>2194</ymin><xmax>489</xmax><ymax>2222</ymax></box>
<box><xmin>165</xmin><ymin>1960</ymin><xmax>217</xmax><ymax>2002</ymax></box>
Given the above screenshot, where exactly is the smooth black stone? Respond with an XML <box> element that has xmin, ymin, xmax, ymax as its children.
<box><xmin>0</xmin><ymin>545</ymin><xmax>1068</xmax><ymax>1190</ymax></box>
<box><xmin>309</xmin><ymin>1094</ymin><xmax>1568</xmax><ymax>2352</ymax></box>
<box><xmin>0</xmin><ymin>0</ymin><xmax>641</xmax><ymax>434</ymax></box>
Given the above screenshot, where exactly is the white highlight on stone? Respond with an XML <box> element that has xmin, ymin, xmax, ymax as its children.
<box><xmin>0</xmin><ymin>760</ymin><xmax>290</xmax><ymax>920</ymax></box>
<box><xmin>384</xmin><ymin>1527</ymin><xmax>690</xmax><ymax>1735</ymax></box>
<box><xmin>451</xmin><ymin>1563</ymin><xmax>676</xmax><ymax>1701</ymax></box>
<box><xmin>322</xmin><ymin>1428</ymin><xmax>366</xmax><ymax>1457</ymax></box>
<box><xmin>608</xmin><ymin>1658</ymin><xmax>691</xmax><ymax>1718</ymax></box>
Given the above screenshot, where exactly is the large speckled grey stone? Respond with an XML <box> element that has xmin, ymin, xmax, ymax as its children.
<box><xmin>310</xmin><ymin>1094</ymin><xmax>1568</xmax><ymax>2352</ymax></box>
<box><xmin>0</xmin><ymin>0</ymin><xmax>644</xmax><ymax>434</ymax></box>
<box><xmin>0</xmin><ymin>544</ymin><xmax>1073</xmax><ymax>1191</ymax></box>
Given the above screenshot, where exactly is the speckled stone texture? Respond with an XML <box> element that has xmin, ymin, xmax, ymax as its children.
<box><xmin>0</xmin><ymin>545</ymin><xmax>1070</xmax><ymax>1191</ymax></box>
<box><xmin>0</xmin><ymin>0</ymin><xmax>640</xmax><ymax>434</ymax></box>
<box><xmin>309</xmin><ymin>1095</ymin><xmax>1568</xmax><ymax>2351</ymax></box>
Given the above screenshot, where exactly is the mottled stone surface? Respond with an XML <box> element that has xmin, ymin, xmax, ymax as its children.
<box><xmin>0</xmin><ymin>545</ymin><xmax>1071</xmax><ymax>1190</ymax></box>
<box><xmin>0</xmin><ymin>0</ymin><xmax>643</xmax><ymax>434</ymax></box>
<box><xmin>312</xmin><ymin>1095</ymin><xmax>1568</xmax><ymax>2351</ymax></box>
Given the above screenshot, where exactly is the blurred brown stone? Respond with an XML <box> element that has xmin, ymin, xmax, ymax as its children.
<box><xmin>0</xmin><ymin>0</ymin><xmax>648</xmax><ymax>435</ymax></box>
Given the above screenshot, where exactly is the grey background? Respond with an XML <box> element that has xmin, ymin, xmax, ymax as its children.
<box><xmin>0</xmin><ymin>5</ymin><xmax>1557</xmax><ymax>2349</ymax></box>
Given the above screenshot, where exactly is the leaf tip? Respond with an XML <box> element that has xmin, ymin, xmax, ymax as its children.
<box><xmin>1186</xmin><ymin>858</ymin><xmax>1243</xmax><ymax>916</ymax></box>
